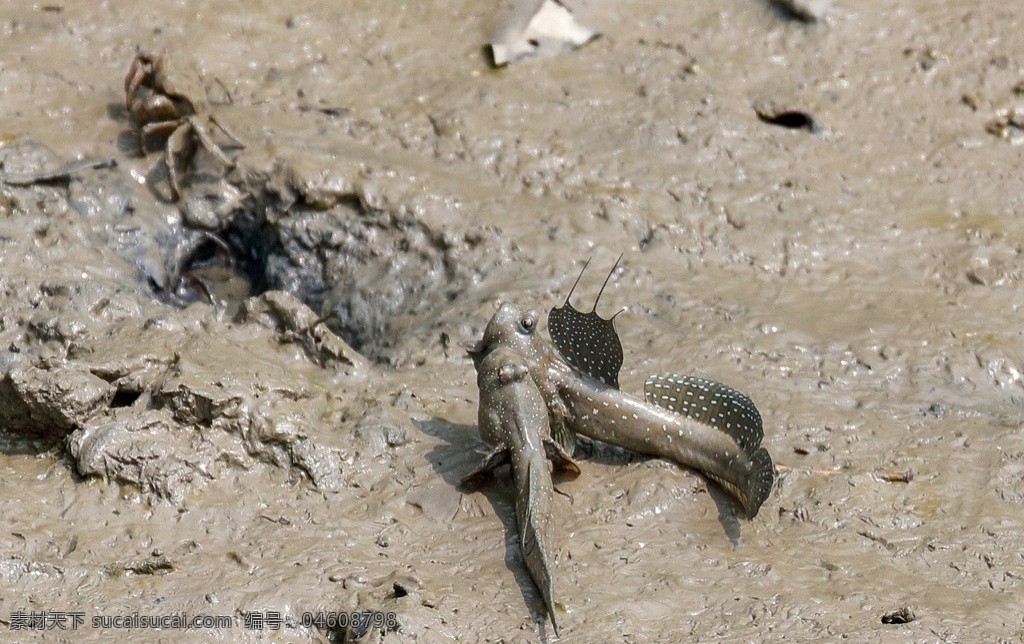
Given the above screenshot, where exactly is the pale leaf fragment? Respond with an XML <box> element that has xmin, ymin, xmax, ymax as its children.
<box><xmin>490</xmin><ymin>0</ymin><xmax>599</xmax><ymax>66</ymax></box>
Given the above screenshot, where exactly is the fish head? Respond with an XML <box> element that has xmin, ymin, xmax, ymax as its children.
<box><xmin>475</xmin><ymin>345</ymin><xmax>531</xmax><ymax>390</ymax></box>
<box><xmin>467</xmin><ymin>302</ymin><xmax>541</xmax><ymax>370</ymax></box>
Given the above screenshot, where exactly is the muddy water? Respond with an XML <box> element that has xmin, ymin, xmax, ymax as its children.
<box><xmin>2</xmin><ymin>0</ymin><xmax>1024</xmax><ymax>641</ymax></box>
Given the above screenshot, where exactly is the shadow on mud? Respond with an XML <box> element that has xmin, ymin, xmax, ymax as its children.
<box><xmin>415</xmin><ymin>414</ymin><xmax>745</xmax><ymax>606</ymax></box>
<box><xmin>415</xmin><ymin>416</ymin><xmax>559</xmax><ymax>631</ymax></box>
<box><xmin>575</xmin><ymin>435</ymin><xmax>744</xmax><ymax>544</ymax></box>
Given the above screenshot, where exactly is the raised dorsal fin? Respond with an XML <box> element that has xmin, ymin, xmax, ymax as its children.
<box><xmin>643</xmin><ymin>373</ymin><xmax>764</xmax><ymax>454</ymax></box>
<box><xmin>548</xmin><ymin>256</ymin><xmax>624</xmax><ymax>388</ymax></box>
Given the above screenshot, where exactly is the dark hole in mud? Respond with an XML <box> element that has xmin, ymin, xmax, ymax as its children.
<box><xmin>327</xmin><ymin>611</ymin><xmax>381</xmax><ymax>642</ymax></box>
<box><xmin>756</xmin><ymin>109</ymin><xmax>820</xmax><ymax>133</ymax></box>
<box><xmin>156</xmin><ymin>224</ymin><xmax>268</xmax><ymax>316</ymax></box>
<box><xmin>768</xmin><ymin>0</ymin><xmax>824</xmax><ymax>23</ymax></box>
<box><xmin>147</xmin><ymin>146</ymin><xmax>505</xmax><ymax>364</ymax></box>
<box><xmin>218</xmin><ymin>219</ymin><xmax>279</xmax><ymax>294</ymax></box>
<box><xmin>881</xmin><ymin>606</ymin><xmax>917</xmax><ymax>624</ymax></box>
<box><xmin>193</xmin><ymin>205</ymin><xmax>474</xmax><ymax>363</ymax></box>
<box><xmin>186</xmin><ymin>233</ymin><xmax>233</xmax><ymax>267</ymax></box>
<box><xmin>110</xmin><ymin>389</ymin><xmax>143</xmax><ymax>408</ymax></box>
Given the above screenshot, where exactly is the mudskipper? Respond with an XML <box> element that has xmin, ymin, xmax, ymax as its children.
<box><xmin>464</xmin><ymin>257</ymin><xmax>775</xmax><ymax>633</ymax></box>
<box><xmin>461</xmin><ymin>346</ymin><xmax>576</xmax><ymax>636</ymax></box>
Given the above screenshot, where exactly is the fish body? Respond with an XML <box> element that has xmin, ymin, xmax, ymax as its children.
<box><xmin>463</xmin><ymin>260</ymin><xmax>775</xmax><ymax>633</ymax></box>
<box><xmin>469</xmin><ymin>269</ymin><xmax>774</xmax><ymax>518</ymax></box>
<box><xmin>469</xmin><ymin>303</ymin><xmax>580</xmax><ymax>455</ymax></box>
<box><xmin>555</xmin><ymin>367</ymin><xmax>773</xmax><ymax>517</ymax></box>
<box><xmin>462</xmin><ymin>346</ymin><xmax>571</xmax><ymax>635</ymax></box>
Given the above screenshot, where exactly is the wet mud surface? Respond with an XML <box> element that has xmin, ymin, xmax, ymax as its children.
<box><xmin>2</xmin><ymin>1</ymin><xmax>1023</xmax><ymax>641</ymax></box>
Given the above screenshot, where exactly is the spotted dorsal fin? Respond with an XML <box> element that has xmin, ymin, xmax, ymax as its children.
<box><xmin>548</xmin><ymin>257</ymin><xmax>624</xmax><ymax>388</ymax></box>
<box><xmin>643</xmin><ymin>373</ymin><xmax>764</xmax><ymax>454</ymax></box>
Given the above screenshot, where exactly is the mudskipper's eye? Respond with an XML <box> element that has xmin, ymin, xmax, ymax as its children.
<box><xmin>517</xmin><ymin>316</ymin><xmax>535</xmax><ymax>334</ymax></box>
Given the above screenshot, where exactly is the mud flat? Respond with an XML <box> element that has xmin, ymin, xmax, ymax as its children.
<box><xmin>1</xmin><ymin>1</ymin><xmax>1023</xmax><ymax>641</ymax></box>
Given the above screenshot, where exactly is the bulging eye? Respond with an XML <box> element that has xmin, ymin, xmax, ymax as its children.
<box><xmin>517</xmin><ymin>316</ymin><xmax>535</xmax><ymax>334</ymax></box>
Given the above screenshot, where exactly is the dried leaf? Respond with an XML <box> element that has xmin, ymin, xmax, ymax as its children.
<box><xmin>490</xmin><ymin>0</ymin><xmax>599</xmax><ymax>66</ymax></box>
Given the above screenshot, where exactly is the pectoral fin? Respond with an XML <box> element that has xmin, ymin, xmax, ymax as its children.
<box><xmin>549</xmin><ymin>415</ymin><xmax>578</xmax><ymax>461</ymax></box>
<box><xmin>544</xmin><ymin>438</ymin><xmax>581</xmax><ymax>479</ymax></box>
<box><xmin>460</xmin><ymin>446</ymin><xmax>510</xmax><ymax>489</ymax></box>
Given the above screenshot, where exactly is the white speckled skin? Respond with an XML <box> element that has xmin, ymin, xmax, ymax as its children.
<box><xmin>472</xmin><ymin>302</ymin><xmax>774</xmax><ymax>518</ymax></box>
<box><xmin>466</xmin><ymin>346</ymin><xmax>561</xmax><ymax>635</ymax></box>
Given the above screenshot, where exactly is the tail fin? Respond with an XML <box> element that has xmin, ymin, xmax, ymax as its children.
<box><xmin>516</xmin><ymin>454</ymin><xmax>559</xmax><ymax>635</ymax></box>
<box><xmin>744</xmin><ymin>447</ymin><xmax>775</xmax><ymax>519</ymax></box>
<box><xmin>645</xmin><ymin>373</ymin><xmax>774</xmax><ymax>517</ymax></box>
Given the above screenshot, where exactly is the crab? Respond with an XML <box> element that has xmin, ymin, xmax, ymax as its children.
<box><xmin>148</xmin><ymin>231</ymin><xmax>237</xmax><ymax>308</ymax></box>
<box><xmin>125</xmin><ymin>50</ymin><xmax>243</xmax><ymax>200</ymax></box>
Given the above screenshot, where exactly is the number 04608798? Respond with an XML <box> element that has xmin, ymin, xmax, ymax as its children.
<box><xmin>300</xmin><ymin>610</ymin><xmax>398</xmax><ymax>630</ymax></box>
